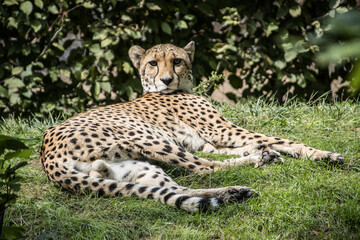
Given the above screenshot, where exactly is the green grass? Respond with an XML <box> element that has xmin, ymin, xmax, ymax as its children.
<box><xmin>1</xmin><ymin>97</ymin><xmax>360</xmax><ymax>239</ymax></box>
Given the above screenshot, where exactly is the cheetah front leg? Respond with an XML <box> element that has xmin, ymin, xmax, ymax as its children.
<box><xmin>265</xmin><ymin>137</ymin><xmax>344</xmax><ymax>163</ymax></box>
<box><xmin>110</xmin><ymin>139</ymin><xmax>268</xmax><ymax>172</ymax></box>
<box><xmin>186</xmin><ymin>104</ymin><xmax>344</xmax><ymax>164</ymax></box>
<box><xmin>223</xmin><ymin>133</ymin><xmax>344</xmax><ymax>164</ymax></box>
<box><xmin>202</xmin><ymin>134</ymin><xmax>343</xmax><ymax>165</ymax></box>
<box><xmin>202</xmin><ymin>143</ymin><xmax>283</xmax><ymax>168</ymax></box>
<box><xmin>225</xmin><ymin>133</ymin><xmax>344</xmax><ymax>163</ymax></box>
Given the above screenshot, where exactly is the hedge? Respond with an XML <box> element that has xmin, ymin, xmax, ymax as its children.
<box><xmin>0</xmin><ymin>0</ymin><xmax>358</xmax><ymax>116</ymax></box>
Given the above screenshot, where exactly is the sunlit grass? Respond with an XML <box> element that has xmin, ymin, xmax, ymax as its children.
<box><xmin>1</xmin><ymin>97</ymin><xmax>359</xmax><ymax>239</ymax></box>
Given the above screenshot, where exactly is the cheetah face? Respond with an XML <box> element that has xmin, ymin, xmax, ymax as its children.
<box><xmin>129</xmin><ymin>42</ymin><xmax>195</xmax><ymax>94</ymax></box>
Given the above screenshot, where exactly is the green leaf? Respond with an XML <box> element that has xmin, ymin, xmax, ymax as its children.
<box><xmin>0</xmin><ymin>86</ymin><xmax>8</xmax><ymax>98</ymax></box>
<box><xmin>100</xmin><ymin>82</ymin><xmax>111</xmax><ymax>93</ymax></box>
<box><xmin>89</xmin><ymin>43</ymin><xmax>101</xmax><ymax>53</ymax></box>
<box><xmin>48</xmin><ymin>5</ymin><xmax>59</xmax><ymax>14</ymax></box>
<box><xmin>81</xmin><ymin>70</ymin><xmax>89</xmax><ymax>80</ymax></box>
<box><xmin>0</xmin><ymin>135</ymin><xmax>28</xmax><ymax>154</ymax></box>
<box><xmin>93</xmin><ymin>30</ymin><xmax>108</xmax><ymax>40</ymax></box>
<box><xmin>161</xmin><ymin>22</ymin><xmax>172</xmax><ymax>35</ymax></box>
<box><xmin>101</xmin><ymin>38</ymin><xmax>112</xmax><ymax>48</ymax></box>
<box><xmin>336</xmin><ymin>7</ymin><xmax>348</xmax><ymax>14</ymax></box>
<box><xmin>9</xmin><ymin>93</ymin><xmax>21</xmax><ymax>105</ymax></box>
<box><xmin>146</xmin><ymin>2</ymin><xmax>161</xmax><ymax>11</ymax></box>
<box><xmin>176</xmin><ymin>20</ymin><xmax>188</xmax><ymax>29</ymax></box>
<box><xmin>197</xmin><ymin>3</ymin><xmax>213</xmax><ymax>16</ymax></box>
<box><xmin>22</xmin><ymin>90</ymin><xmax>33</xmax><ymax>98</ymax></box>
<box><xmin>104</xmin><ymin>50</ymin><xmax>114</xmax><ymax>61</ymax></box>
<box><xmin>284</xmin><ymin>51</ymin><xmax>297</xmax><ymax>62</ymax></box>
<box><xmin>11</xmin><ymin>67</ymin><xmax>23</xmax><ymax>75</ymax></box>
<box><xmin>31</xmin><ymin>19</ymin><xmax>42</xmax><ymax>32</ymax></box>
<box><xmin>49</xmin><ymin>68</ymin><xmax>59</xmax><ymax>82</ymax></box>
<box><xmin>184</xmin><ymin>14</ymin><xmax>195</xmax><ymax>21</ymax></box>
<box><xmin>83</xmin><ymin>1</ymin><xmax>96</xmax><ymax>9</ymax></box>
<box><xmin>277</xmin><ymin>6</ymin><xmax>289</xmax><ymax>18</ymax></box>
<box><xmin>5</xmin><ymin>149</ymin><xmax>31</xmax><ymax>160</ymax></box>
<box><xmin>20</xmin><ymin>1</ymin><xmax>33</xmax><ymax>16</ymax></box>
<box><xmin>22</xmin><ymin>45</ymin><xmax>31</xmax><ymax>56</ymax></box>
<box><xmin>94</xmin><ymin>82</ymin><xmax>100</xmax><ymax>98</ymax></box>
<box><xmin>1</xmin><ymin>226</ymin><xmax>26</xmax><ymax>240</ymax></box>
<box><xmin>283</xmin><ymin>40</ymin><xmax>308</xmax><ymax>62</ymax></box>
<box><xmin>52</xmin><ymin>42</ymin><xmax>64</xmax><ymax>51</ymax></box>
<box><xmin>60</xmin><ymin>68</ymin><xmax>71</xmax><ymax>79</ymax></box>
<box><xmin>317</xmin><ymin>40</ymin><xmax>360</xmax><ymax>65</ymax></box>
<box><xmin>5</xmin><ymin>77</ymin><xmax>25</xmax><ymax>88</ymax></box>
<box><xmin>266</xmin><ymin>22</ymin><xmax>278</xmax><ymax>37</ymax></box>
<box><xmin>349</xmin><ymin>59</ymin><xmax>360</xmax><ymax>93</ymax></box>
<box><xmin>21</xmin><ymin>64</ymin><xmax>33</xmax><ymax>78</ymax></box>
<box><xmin>3</xmin><ymin>0</ymin><xmax>18</xmax><ymax>6</ymax></box>
<box><xmin>289</xmin><ymin>5</ymin><xmax>301</xmax><ymax>18</ymax></box>
<box><xmin>121</xmin><ymin>14</ymin><xmax>132</xmax><ymax>22</ymax></box>
<box><xmin>274</xmin><ymin>60</ymin><xmax>286</xmax><ymax>69</ymax></box>
<box><xmin>122</xmin><ymin>62</ymin><xmax>133</xmax><ymax>74</ymax></box>
<box><xmin>126</xmin><ymin>86</ymin><xmax>133</xmax><ymax>98</ymax></box>
<box><xmin>32</xmin><ymin>61</ymin><xmax>44</xmax><ymax>68</ymax></box>
<box><xmin>329</xmin><ymin>0</ymin><xmax>341</xmax><ymax>9</ymax></box>
<box><xmin>7</xmin><ymin>17</ymin><xmax>18</xmax><ymax>28</ymax></box>
<box><xmin>297</xmin><ymin>73</ymin><xmax>306</xmax><ymax>88</ymax></box>
<box><xmin>34</xmin><ymin>0</ymin><xmax>43</xmax><ymax>9</ymax></box>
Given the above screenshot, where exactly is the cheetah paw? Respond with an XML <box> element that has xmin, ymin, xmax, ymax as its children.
<box><xmin>255</xmin><ymin>150</ymin><xmax>284</xmax><ymax>168</ymax></box>
<box><xmin>222</xmin><ymin>186</ymin><xmax>257</xmax><ymax>203</ymax></box>
<box><xmin>314</xmin><ymin>152</ymin><xmax>344</xmax><ymax>164</ymax></box>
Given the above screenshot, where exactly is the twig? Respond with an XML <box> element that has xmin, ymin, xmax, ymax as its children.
<box><xmin>35</xmin><ymin>17</ymin><xmax>64</xmax><ymax>62</ymax></box>
<box><xmin>34</xmin><ymin>4</ymin><xmax>83</xmax><ymax>62</ymax></box>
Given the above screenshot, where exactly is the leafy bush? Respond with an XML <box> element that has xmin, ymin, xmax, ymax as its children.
<box><xmin>0</xmin><ymin>135</ymin><xmax>30</xmax><ymax>239</ymax></box>
<box><xmin>0</xmin><ymin>0</ymin><xmax>358</xmax><ymax>116</ymax></box>
<box><xmin>312</xmin><ymin>10</ymin><xmax>360</xmax><ymax>94</ymax></box>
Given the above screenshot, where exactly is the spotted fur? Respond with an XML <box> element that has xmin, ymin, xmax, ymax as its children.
<box><xmin>40</xmin><ymin>42</ymin><xmax>344</xmax><ymax>212</ymax></box>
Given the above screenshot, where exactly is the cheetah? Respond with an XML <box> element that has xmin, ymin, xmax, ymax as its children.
<box><xmin>40</xmin><ymin>41</ymin><xmax>344</xmax><ymax>212</ymax></box>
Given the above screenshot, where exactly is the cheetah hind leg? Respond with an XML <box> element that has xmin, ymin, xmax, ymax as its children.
<box><xmin>90</xmin><ymin>159</ymin><xmax>256</xmax><ymax>205</ymax></box>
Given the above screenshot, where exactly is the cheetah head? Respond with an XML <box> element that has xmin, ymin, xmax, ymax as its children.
<box><xmin>129</xmin><ymin>42</ymin><xmax>195</xmax><ymax>94</ymax></box>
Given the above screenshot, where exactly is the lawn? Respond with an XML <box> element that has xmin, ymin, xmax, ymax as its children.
<box><xmin>1</xmin><ymin>97</ymin><xmax>360</xmax><ymax>239</ymax></box>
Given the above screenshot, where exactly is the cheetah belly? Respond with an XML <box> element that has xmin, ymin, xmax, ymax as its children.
<box><xmin>171</xmin><ymin>120</ymin><xmax>206</xmax><ymax>153</ymax></box>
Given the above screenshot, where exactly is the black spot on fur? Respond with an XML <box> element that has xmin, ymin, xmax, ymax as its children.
<box><xmin>160</xmin><ymin>188</ymin><xmax>168</xmax><ymax>195</ymax></box>
<box><xmin>97</xmin><ymin>188</ymin><xmax>105</xmax><ymax>196</ymax></box>
<box><xmin>164</xmin><ymin>192</ymin><xmax>177</xmax><ymax>203</ymax></box>
<box><xmin>198</xmin><ymin>198</ymin><xmax>211</xmax><ymax>212</ymax></box>
<box><xmin>108</xmin><ymin>183</ymin><xmax>117</xmax><ymax>192</ymax></box>
<box><xmin>125</xmin><ymin>183</ymin><xmax>135</xmax><ymax>190</ymax></box>
<box><xmin>151</xmin><ymin>187</ymin><xmax>161</xmax><ymax>193</ymax></box>
<box><xmin>139</xmin><ymin>186</ymin><xmax>147</xmax><ymax>193</ymax></box>
<box><xmin>175</xmin><ymin>195</ymin><xmax>191</xmax><ymax>208</ymax></box>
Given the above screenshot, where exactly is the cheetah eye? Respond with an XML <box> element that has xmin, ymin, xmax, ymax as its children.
<box><xmin>149</xmin><ymin>61</ymin><xmax>157</xmax><ymax>66</ymax></box>
<box><xmin>173</xmin><ymin>58</ymin><xmax>182</xmax><ymax>65</ymax></box>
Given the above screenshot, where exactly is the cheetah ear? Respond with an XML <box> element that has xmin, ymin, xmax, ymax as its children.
<box><xmin>129</xmin><ymin>45</ymin><xmax>145</xmax><ymax>69</ymax></box>
<box><xmin>183</xmin><ymin>41</ymin><xmax>195</xmax><ymax>63</ymax></box>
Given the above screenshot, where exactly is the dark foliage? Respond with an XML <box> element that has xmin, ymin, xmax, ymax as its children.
<box><xmin>0</xmin><ymin>0</ymin><xmax>358</xmax><ymax>116</ymax></box>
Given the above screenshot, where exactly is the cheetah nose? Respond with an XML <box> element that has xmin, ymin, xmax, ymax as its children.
<box><xmin>160</xmin><ymin>77</ymin><xmax>173</xmax><ymax>86</ymax></box>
